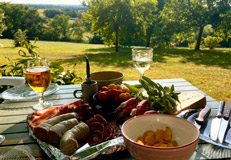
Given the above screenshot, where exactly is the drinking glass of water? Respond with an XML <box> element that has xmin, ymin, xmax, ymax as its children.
<box><xmin>26</xmin><ymin>57</ymin><xmax>52</xmax><ymax>110</ymax></box>
<box><xmin>132</xmin><ymin>47</ymin><xmax>153</xmax><ymax>78</ymax></box>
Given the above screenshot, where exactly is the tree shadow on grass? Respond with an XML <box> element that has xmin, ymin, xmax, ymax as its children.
<box><xmin>54</xmin><ymin>47</ymin><xmax>134</xmax><ymax>68</ymax></box>
<box><xmin>53</xmin><ymin>47</ymin><xmax>231</xmax><ymax>69</ymax></box>
<box><xmin>154</xmin><ymin>48</ymin><xmax>231</xmax><ymax>69</ymax></box>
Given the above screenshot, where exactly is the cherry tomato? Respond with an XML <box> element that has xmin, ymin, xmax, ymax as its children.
<box><xmin>101</xmin><ymin>86</ymin><xmax>109</xmax><ymax>91</ymax></box>
<box><xmin>98</xmin><ymin>91</ymin><xmax>108</xmax><ymax>101</ymax></box>
<box><xmin>122</xmin><ymin>88</ymin><xmax>130</xmax><ymax>93</ymax></box>
<box><xmin>119</xmin><ymin>93</ymin><xmax>128</xmax><ymax>101</ymax></box>
<box><xmin>116</xmin><ymin>85</ymin><xmax>123</xmax><ymax>90</ymax></box>
<box><xmin>113</xmin><ymin>97</ymin><xmax>120</xmax><ymax>102</ymax></box>
<box><xmin>107</xmin><ymin>89</ymin><xmax>118</xmax><ymax>97</ymax></box>
<box><xmin>125</xmin><ymin>92</ymin><xmax>131</xmax><ymax>99</ymax></box>
<box><xmin>108</xmin><ymin>84</ymin><xmax>117</xmax><ymax>90</ymax></box>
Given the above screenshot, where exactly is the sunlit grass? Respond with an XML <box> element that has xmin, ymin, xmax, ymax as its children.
<box><xmin>0</xmin><ymin>39</ymin><xmax>230</xmax><ymax>101</ymax></box>
<box><xmin>37</xmin><ymin>9</ymin><xmax>45</xmax><ymax>17</ymax></box>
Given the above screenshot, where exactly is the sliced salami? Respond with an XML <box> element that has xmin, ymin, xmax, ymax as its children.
<box><xmin>88</xmin><ymin>130</ymin><xmax>104</xmax><ymax>146</ymax></box>
<box><xmin>94</xmin><ymin>114</ymin><xmax>107</xmax><ymax>125</ymax></box>
<box><xmin>103</xmin><ymin>125</ymin><xmax>113</xmax><ymax>141</ymax></box>
<box><xmin>88</xmin><ymin>122</ymin><xmax>105</xmax><ymax>131</ymax></box>
<box><xmin>86</xmin><ymin>117</ymin><xmax>98</xmax><ymax>126</ymax></box>
<box><xmin>109</xmin><ymin>123</ymin><xmax>119</xmax><ymax>138</ymax></box>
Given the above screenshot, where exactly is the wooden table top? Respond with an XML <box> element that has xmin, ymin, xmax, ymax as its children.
<box><xmin>0</xmin><ymin>79</ymin><xmax>230</xmax><ymax>160</ymax></box>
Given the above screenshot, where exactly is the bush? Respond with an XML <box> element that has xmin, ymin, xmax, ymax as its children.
<box><xmin>82</xmin><ymin>32</ymin><xmax>94</xmax><ymax>43</ymax></box>
<box><xmin>188</xmin><ymin>41</ymin><xmax>205</xmax><ymax>49</ymax></box>
<box><xmin>0</xmin><ymin>38</ymin><xmax>82</xmax><ymax>93</ymax></box>
<box><xmin>13</xmin><ymin>29</ymin><xmax>28</xmax><ymax>47</ymax></box>
<box><xmin>203</xmin><ymin>36</ymin><xmax>223</xmax><ymax>49</ymax></box>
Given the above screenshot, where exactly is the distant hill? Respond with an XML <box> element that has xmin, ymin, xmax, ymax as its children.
<box><xmin>20</xmin><ymin>4</ymin><xmax>87</xmax><ymax>11</ymax></box>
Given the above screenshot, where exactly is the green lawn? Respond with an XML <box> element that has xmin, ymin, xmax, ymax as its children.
<box><xmin>0</xmin><ymin>39</ymin><xmax>231</xmax><ymax>101</ymax></box>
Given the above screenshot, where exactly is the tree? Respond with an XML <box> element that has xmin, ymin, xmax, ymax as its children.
<box><xmin>0</xmin><ymin>7</ymin><xmax>7</xmax><ymax>37</ymax></box>
<box><xmin>64</xmin><ymin>9</ymin><xmax>81</xmax><ymax>18</ymax></box>
<box><xmin>0</xmin><ymin>3</ymin><xmax>46</xmax><ymax>39</ymax></box>
<box><xmin>44</xmin><ymin>9</ymin><xmax>64</xmax><ymax>18</ymax></box>
<box><xmin>160</xmin><ymin>0</ymin><xmax>231</xmax><ymax>50</ymax></box>
<box><xmin>82</xmin><ymin>0</ymin><xmax>137</xmax><ymax>52</ymax></box>
<box><xmin>68</xmin><ymin>18</ymin><xmax>88</xmax><ymax>42</ymax></box>
<box><xmin>133</xmin><ymin>0</ymin><xmax>158</xmax><ymax>47</ymax></box>
<box><xmin>214</xmin><ymin>10</ymin><xmax>231</xmax><ymax>47</ymax></box>
<box><xmin>45</xmin><ymin>15</ymin><xmax>70</xmax><ymax>41</ymax></box>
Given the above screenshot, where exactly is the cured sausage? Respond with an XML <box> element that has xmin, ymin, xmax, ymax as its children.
<box><xmin>33</xmin><ymin>112</ymin><xmax>78</xmax><ymax>141</ymax></box>
<box><xmin>103</xmin><ymin>125</ymin><xmax>113</xmax><ymax>141</ymax></box>
<box><xmin>47</xmin><ymin>118</ymin><xmax>79</xmax><ymax>145</ymax></box>
<box><xmin>60</xmin><ymin>122</ymin><xmax>89</xmax><ymax>155</ymax></box>
<box><xmin>88</xmin><ymin>130</ymin><xmax>104</xmax><ymax>146</ymax></box>
<box><xmin>110</xmin><ymin>123</ymin><xmax>119</xmax><ymax>138</ymax></box>
<box><xmin>88</xmin><ymin>122</ymin><xmax>105</xmax><ymax>131</ymax></box>
<box><xmin>86</xmin><ymin>117</ymin><xmax>98</xmax><ymax>126</ymax></box>
<box><xmin>94</xmin><ymin>114</ymin><xmax>107</xmax><ymax>125</ymax></box>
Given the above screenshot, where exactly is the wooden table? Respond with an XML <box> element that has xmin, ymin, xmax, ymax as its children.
<box><xmin>0</xmin><ymin>79</ymin><xmax>230</xmax><ymax>160</ymax></box>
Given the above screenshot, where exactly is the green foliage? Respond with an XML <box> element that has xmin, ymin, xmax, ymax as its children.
<box><xmin>83</xmin><ymin>0</ymin><xmax>158</xmax><ymax>51</ymax></box>
<box><xmin>67</xmin><ymin>19</ymin><xmax>88</xmax><ymax>42</ymax></box>
<box><xmin>160</xmin><ymin>0</ymin><xmax>231</xmax><ymax>50</ymax></box>
<box><xmin>1</xmin><ymin>1</ymin><xmax>231</xmax><ymax>49</ymax></box>
<box><xmin>0</xmin><ymin>7</ymin><xmax>7</xmax><ymax>37</ymax></box>
<box><xmin>203</xmin><ymin>36</ymin><xmax>223</xmax><ymax>49</ymax></box>
<box><xmin>44</xmin><ymin>9</ymin><xmax>64</xmax><ymax>18</ymax></box>
<box><xmin>13</xmin><ymin>29</ymin><xmax>28</xmax><ymax>47</ymax></box>
<box><xmin>46</xmin><ymin>14</ymin><xmax>70</xmax><ymax>41</ymax></box>
<box><xmin>44</xmin><ymin>8</ymin><xmax>81</xmax><ymax>18</ymax></box>
<box><xmin>0</xmin><ymin>3</ymin><xmax>46</xmax><ymax>39</ymax></box>
<box><xmin>83</xmin><ymin>0</ymin><xmax>137</xmax><ymax>51</ymax></box>
<box><xmin>81</xmin><ymin>32</ymin><xmax>94</xmax><ymax>43</ymax></box>
<box><xmin>0</xmin><ymin>38</ymin><xmax>82</xmax><ymax>92</ymax></box>
<box><xmin>64</xmin><ymin>9</ymin><xmax>81</xmax><ymax>18</ymax></box>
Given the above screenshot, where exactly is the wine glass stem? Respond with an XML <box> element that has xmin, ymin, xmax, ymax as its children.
<box><xmin>39</xmin><ymin>92</ymin><xmax>45</xmax><ymax>106</ymax></box>
<box><xmin>140</xmin><ymin>73</ymin><xmax>144</xmax><ymax>79</ymax></box>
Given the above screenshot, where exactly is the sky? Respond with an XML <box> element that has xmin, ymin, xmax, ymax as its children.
<box><xmin>0</xmin><ymin>0</ymin><xmax>82</xmax><ymax>5</ymax></box>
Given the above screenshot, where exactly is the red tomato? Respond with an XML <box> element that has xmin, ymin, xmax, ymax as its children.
<box><xmin>107</xmin><ymin>89</ymin><xmax>118</xmax><ymax>97</ymax></box>
<box><xmin>115</xmin><ymin>90</ymin><xmax>123</xmax><ymax>97</ymax></box>
<box><xmin>113</xmin><ymin>97</ymin><xmax>120</xmax><ymax>102</ymax></box>
<box><xmin>101</xmin><ymin>86</ymin><xmax>109</xmax><ymax>91</ymax></box>
<box><xmin>98</xmin><ymin>91</ymin><xmax>108</xmax><ymax>101</ymax></box>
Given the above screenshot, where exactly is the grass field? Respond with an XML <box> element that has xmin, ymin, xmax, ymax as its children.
<box><xmin>0</xmin><ymin>39</ymin><xmax>231</xmax><ymax>101</ymax></box>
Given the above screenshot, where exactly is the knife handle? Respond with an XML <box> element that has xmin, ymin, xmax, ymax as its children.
<box><xmin>223</xmin><ymin>101</ymin><xmax>231</xmax><ymax>120</ymax></box>
<box><xmin>217</xmin><ymin>101</ymin><xmax>225</xmax><ymax>118</ymax></box>
<box><xmin>195</xmin><ymin>106</ymin><xmax>211</xmax><ymax>125</ymax></box>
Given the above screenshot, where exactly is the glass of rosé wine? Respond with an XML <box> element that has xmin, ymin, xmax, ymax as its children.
<box><xmin>26</xmin><ymin>58</ymin><xmax>52</xmax><ymax>110</ymax></box>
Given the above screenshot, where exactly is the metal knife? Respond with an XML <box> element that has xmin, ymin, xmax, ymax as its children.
<box><xmin>203</xmin><ymin>119</ymin><xmax>212</xmax><ymax>137</ymax></box>
<box><xmin>210</xmin><ymin>101</ymin><xmax>225</xmax><ymax>141</ymax></box>
<box><xmin>194</xmin><ymin>106</ymin><xmax>211</xmax><ymax>130</ymax></box>
<box><xmin>225</xmin><ymin>111</ymin><xmax>231</xmax><ymax>144</ymax></box>
<box><xmin>218</xmin><ymin>101</ymin><xmax>231</xmax><ymax>143</ymax></box>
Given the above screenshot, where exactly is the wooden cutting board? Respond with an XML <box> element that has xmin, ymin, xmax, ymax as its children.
<box><xmin>175</xmin><ymin>92</ymin><xmax>206</xmax><ymax>114</ymax></box>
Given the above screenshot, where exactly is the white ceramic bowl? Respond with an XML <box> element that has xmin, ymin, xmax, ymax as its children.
<box><xmin>121</xmin><ymin>114</ymin><xmax>199</xmax><ymax>160</ymax></box>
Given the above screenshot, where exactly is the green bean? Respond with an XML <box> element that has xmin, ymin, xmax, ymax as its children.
<box><xmin>139</xmin><ymin>79</ymin><xmax>151</xmax><ymax>92</ymax></box>
<box><xmin>124</xmin><ymin>83</ymin><xmax>142</xmax><ymax>95</ymax></box>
